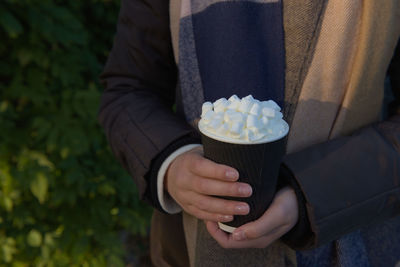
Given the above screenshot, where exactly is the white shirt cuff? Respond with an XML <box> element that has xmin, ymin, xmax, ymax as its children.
<box><xmin>157</xmin><ymin>144</ymin><xmax>202</xmax><ymax>214</ymax></box>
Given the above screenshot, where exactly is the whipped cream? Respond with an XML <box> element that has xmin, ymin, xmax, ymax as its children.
<box><xmin>199</xmin><ymin>95</ymin><xmax>288</xmax><ymax>144</ymax></box>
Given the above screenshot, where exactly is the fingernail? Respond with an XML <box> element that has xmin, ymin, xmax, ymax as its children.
<box><xmin>221</xmin><ymin>215</ymin><xmax>233</xmax><ymax>222</ymax></box>
<box><xmin>226</xmin><ymin>170</ymin><xmax>238</xmax><ymax>180</ymax></box>
<box><xmin>239</xmin><ymin>185</ymin><xmax>252</xmax><ymax>196</ymax></box>
<box><xmin>235</xmin><ymin>204</ymin><xmax>249</xmax><ymax>214</ymax></box>
<box><xmin>233</xmin><ymin>231</ymin><xmax>246</xmax><ymax>241</ymax></box>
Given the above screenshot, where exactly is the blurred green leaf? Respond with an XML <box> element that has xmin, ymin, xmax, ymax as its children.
<box><xmin>30</xmin><ymin>172</ymin><xmax>48</xmax><ymax>204</ymax></box>
<box><xmin>0</xmin><ymin>237</ymin><xmax>17</xmax><ymax>263</ymax></box>
<box><xmin>3</xmin><ymin>196</ymin><xmax>13</xmax><ymax>211</ymax></box>
<box><xmin>17</xmin><ymin>49</ymin><xmax>32</xmax><ymax>67</ymax></box>
<box><xmin>30</xmin><ymin>152</ymin><xmax>55</xmax><ymax>170</ymax></box>
<box><xmin>97</xmin><ymin>183</ymin><xmax>116</xmax><ymax>196</ymax></box>
<box><xmin>0</xmin><ymin>9</ymin><xmax>23</xmax><ymax>38</ymax></box>
<box><xmin>27</xmin><ymin>229</ymin><xmax>42</xmax><ymax>247</ymax></box>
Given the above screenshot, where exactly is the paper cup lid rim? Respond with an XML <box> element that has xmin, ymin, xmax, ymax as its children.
<box><xmin>198</xmin><ymin>121</ymin><xmax>289</xmax><ymax>145</ymax></box>
<box><xmin>218</xmin><ymin>222</ymin><xmax>236</xmax><ymax>233</ymax></box>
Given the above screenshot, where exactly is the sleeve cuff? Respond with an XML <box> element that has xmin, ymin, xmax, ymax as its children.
<box><xmin>157</xmin><ymin>144</ymin><xmax>202</xmax><ymax>213</ymax></box>
<box><xmin>278</xmin><ymin>164</ymin><xmax>315</xmax><ymax>250</ymax></box>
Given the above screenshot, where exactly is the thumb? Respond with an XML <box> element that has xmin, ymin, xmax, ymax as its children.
<box><xmin>233</xmin><ymin>205</ymin><xmax>282</xmax><ymax>240</ymax></box>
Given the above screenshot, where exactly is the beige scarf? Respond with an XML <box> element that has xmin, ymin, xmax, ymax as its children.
<box><xmin>169</xmin><ymin>0</ymin><xmax>400</xmax><ymax>266</ymax></box>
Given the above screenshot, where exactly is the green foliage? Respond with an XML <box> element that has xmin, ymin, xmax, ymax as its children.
<box><xmin>0</xmin><ymin>0</ymin><xmax>153</xmax><ymax>265</ymax></box>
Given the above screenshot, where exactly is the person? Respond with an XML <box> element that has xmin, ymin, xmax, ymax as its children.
<box><xmin>98</xmin><ymin>0</ymin><xmax>400</xmax><ymax>266</ymax></box>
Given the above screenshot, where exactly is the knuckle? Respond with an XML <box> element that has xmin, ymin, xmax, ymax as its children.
<box><xmin>197</xmin><ymin>198</ymin><xmax>209</xmax><ymax>210</ymax></box>
<box><xmin>193</xmin><ymin>158</ymin><xmax>204</xmax><ymax>172</ymax></box>
<box><xmin>227</xmin><ymin>203</ymin><xmax>237</xmax><ymax>214</ymax></box>
<box><xmin>197</xmin><ymin>180</ymin><xmax>208</xmax><ymax>193</ymax></box>
<box><xmin>230</xmin><ymin>184</ymin><xmax>239</xmax><ymax>196</ymax></box>
<box><xmin>244</xmin><ymin>226</ymin><xmax>257</xmax><ymax>239</ymax></box>
<box><xmin>186</xmin><ymin>155</ymin><xmax>195</xmax><ymax>168</ymax></box>
<box><xmin>193</xmin><ymin>178</ymin><xmax>205</xmax><ymax>192</ymax></box>
<box><xmin>246</xmin><ymin>231</ymin><xmax>256</xmax><ymax>240</ymax></box>
<box><xmin>178</xmin><ymin>152</ymin><xmax>187</xmax><ymax>165</ymax></box>
<box><xmin>190</xmin><ymin>158</ymin><xmax>198</xmax><ymax>170</ymax></box>
<box><xmin>213</xmin><ymin>165</ymin><xmax>223</xmax><ymax>178</ymax></box>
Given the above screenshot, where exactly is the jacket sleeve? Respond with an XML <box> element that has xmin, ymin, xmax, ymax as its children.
<box><xmin>281</xmin><ymin>40</ymin><xmax>400</xmax><ymax>250</ymax></box>
<box><xmin>98</xmin><ymin>0</ymin><xmax>199</xmax><ymax>210</ymax></box>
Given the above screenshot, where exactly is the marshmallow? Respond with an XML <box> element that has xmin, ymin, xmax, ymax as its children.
<box><xmin>249</xmin><ymin>102</ymin><xmax>262</xmax><ymax>116</ymax></box>
<box><xmin>243</xmin><ymin>95</ymin><xmax>255</xmax><ymax>102</ymax></box>
<box><xmin>238</xmin><ymin>99</ymin><xmax>253</xmax><ymax>113</ymax></box>
<box><xmin>230</xmin><ymin>121</ymin><xmax>244</xmax><ymax>136</ymax></box>
<box><xmin>262</xmin><ymin>100</ymin><xmax>281</xmax><ymax>111</ymax></box>
<box><xmin>246</xmin><ymin>115</ymin><xmax>260</xmax><ymax>130</ymax></box>
<box><xmin>227</xmin><ymin>99</ymin><xmax>240</xmax><ymax>110</ymax></box>
<box><xmin>225</xmin><ymin>110</ymin><xmax>245</xmax><ymax>123</ymax></box>
<box><xmin>261</xmin><ymin>116</ymin><xmax>269</xmax><ymax>127</ymax></box>
<box><xmin>228</xmin><ymin>94</ymin><xmax>240</xmax><ymax>102</ymax></box>
<box><xmin>201</xmin><ymin>110</ymin><xmax>215</xmax><ymax>124</ymax></box>
<box><xmin>224</xmin><ymin>110</ymin><xmax>236</xmax><ymax>122</ymax></box>
<box><xmin>208</xmin><ymin>115</ymin><xmax>223</xmax><ymax>130</ymax></box>
<box><xmin>244</xmin><ymin>129</ymin><xmax>255</xmax><ymax>141</ymax></box>
<box><xmin>214</xmin><ymin>98</ymin><xmax>229</xmax><ymax>113</ymax></box>
<box><xmin>216</xmin><ymin>122</ymin><xmax>230</xmax><ymax>135</ymax></box>
<box><xmin>201</xmin><ymin>102</ymin><xmax>213</xmax><ymax>116</ymax></box>
<box><xmin>262</xmin><ymin>107</ymin><xmax>275</xmax><ymax>118</ymax></box>
<box><xmin>213</xmin><ymin>98</ymin><xmax>227</xmax><ymax>106</ymax></box>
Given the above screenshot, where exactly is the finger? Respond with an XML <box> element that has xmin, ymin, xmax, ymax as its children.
<box><xmin>233</xmin><ymin>225</ymin><xmax>289</xmax><ymax>249</ymax></box>
<box><xmin>205</xmin><ymin>220</ymin><xmax>261</xmax><ymax>249</ymax></box>
<box><xmin>189</xmin><ymin>154</ymin><xmax>239</xmax><ymax>181</ymax></box>
<box><xmin>233</xmin><ymin>187</ymin><xmax>297</xmax><ymax>240</ymax></box>
<box><xmin>205</xmin><ymin>221</ymin><xmax>231</xmax><ymax>244</ymax></box>
<box><xmin>234</xmin><ymin>206</ymin><xmax>283</xmax><ymax>240</ymax></box>
<box><xmin>186</xmin><ymin>205</ymin><xmax>233</xmax><ymax>222</ymax></box>
<box><xmin>206</xmin><ymin>221</ymin><xmax>289</xmax><ymax>249</ymax></box>
<box><xmin>192</xmin><ymin>176</ymin><xmax>252</xmax><ymax>198</ymax></box>
<box><xmin>192</xmin><ymin>194</ymin><xmax>250</xmax><ymax>215</ymax></box>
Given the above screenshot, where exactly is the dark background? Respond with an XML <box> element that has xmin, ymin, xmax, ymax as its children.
<box><xmin>0</xmin><ymin>1</ymin><xmax>153</xmax><ymax>266</ymax></box>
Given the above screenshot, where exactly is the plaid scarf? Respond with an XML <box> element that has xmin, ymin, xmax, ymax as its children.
<box><xmin>177</xmin><ymin>1</ymin><xmax>400</xmax><ymax>266</ymax></box>
<box><xmin>178</xmin><ymin>0</ymin><xmax>285</xmax><ymax>123</ymax></box>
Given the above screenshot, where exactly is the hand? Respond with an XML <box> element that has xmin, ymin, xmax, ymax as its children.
<box><xmin>165</xmin><ymin>146</ymin><xmax>253</xmax><ymax>223</ymax></box>
<box><xmin>205</xmin><ymin>186</ymin><xmax>298</xmax><ymax>248</ymax></box>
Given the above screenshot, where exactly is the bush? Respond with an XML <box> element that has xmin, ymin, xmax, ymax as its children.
<box><xmin>0</xmin><ymin>1</ymin><xmax>152</xmax><ymax>266</ymax></box>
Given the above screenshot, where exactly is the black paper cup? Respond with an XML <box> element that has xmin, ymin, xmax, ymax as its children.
<box><xmin>199</xmin><ymin>122</ymin><xmax>288</xmax><ymax>232</ymax></box>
